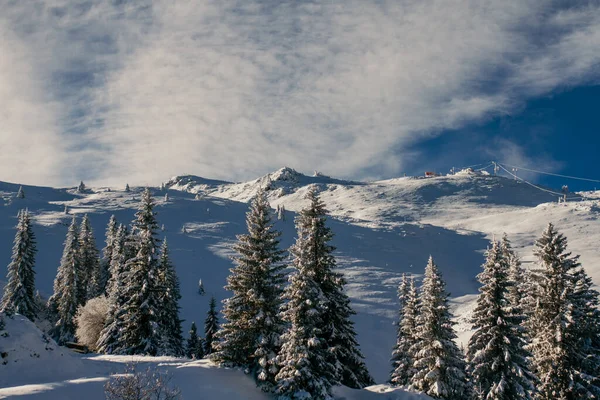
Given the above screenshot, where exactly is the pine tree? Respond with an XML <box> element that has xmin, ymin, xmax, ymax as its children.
<box><xmin>1</xmin><ymin>210</ymin><xmax>37</xmax><ymax>320</ymax></box>
<box><xmin>187</xmin><ymin>322</ymin><xmax>204</xmax><ymax>359</ymax></box>
<box><xmin>528</xmin><ymin>223</ymin><xmax>600</xmax><ymax>399</ymax></box>
<box><xmin>501</xmin><ymin>235</ymin><xmax>526</xmax><ymax>311</ymax></box>
<box><xmin>275</xmin><ymin>218</ymin><xmax>334</xmax><ymax>399</ymax></box>
<box><xmin>48</xmin><ymin>217</ymin><xmax>81</xmax><ymax>344</ymax></box>
<box><xmin>570</xmin><ymin>267</ymin><xmax>600</xmax><ymax>398</ymax></box>
<box><xmin>204</xmin><ymin>296</ymin><xmax>219</xmax><ymax>356</ymax></box>
<box><xmin>97</xmin><ymin>224</ymin><xmax>129</xmax><ymax>354</ymax></box>
<box><xmin>198</xmin><ymin>280</ymin><xmax>205</xmax><ymax>295</ymax></box>
<box><xmin>390</xmin><ymin>275</ymin><xmax>420</xmax><ymax>386</ymax></box>
<box><xmin>118</xmin><ymin>189</ymin><xmax>163</xmax><ymax>355</ymax></box>
<box><xmin>125</xmin><ymin>183</ymin><xmax>130</xmax><ymax>192</ymax></box>
<box><xmin>16</xmin><ymin>186</ymin><xmax>25</xmax><ymax>199</ymax></box>
<box><xmin>467</xmin><ymin>239</ymin><xmax>535</xmax><ymax>400</ymax></box>
<box><xmin>294</xmin><ymin>187</ymin><xmax>373</xmax><ymax>389</ymax></box>
<box><xmin>156</xmin><ymin>239</ymin><xmax>184</xmax><ymax>356</ymax></box>
<box><xmin>212</xmin><ymin>188</ymin><xmax>286</xmax><ymax>391</ymax></box>
<box><xmin>409</xmin><ymin>256</ymin><xmax>469</xmax><ymax>399</ymax></box>
<box><xmin>99</xmin><ymin>215</ymin><xmax>118</xmax><ymax>296</ymax></box>
<box><xmin>79</xmin><ymin>214</ymin><xmax>101</xmax><ymax>300</ymax></box>
<box><xmin>78</xmin><ymin>181</ymin><xmax>86</xmax><ymax>193</ymax></box>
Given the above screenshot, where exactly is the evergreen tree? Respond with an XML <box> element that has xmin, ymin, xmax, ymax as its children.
<box><xmin>125</xmin><ymin>183</ymin><xmax>130</xmax><ymax>192</ymax></box>
<box><xmin>97</xmin><ymin>224</ymin><xmax>129</xmax><ymax>354</ymax></box>
<box><xmin>16</xmin><ymin>186</ymin><xmax>25</xmax><ymax>199</ymax></box>
<box><xmin>79</xmin><ymin>214</ymin><xmax>101</xmax><ymax>300</ymax></box>
<box><xmin>99</xmin><ymin>215</ymin><xmax>118</xmax><ymax>296</ymax></box>
<box><xmin>198</xmin><ymin>279</ymin><xmax>205</xmax><ymax>295</ymax></box>
<box><xmin>48</xmin><ymin>217</ymin><xmax>80</xmax><ymax>344</ymax></box>
<box><xmin>409</xmin><ymin>256</ymin><xmax>469</xmax><ymax>399</ymax></box>
<box><xmin>78</xmin><ymin>181</ymin><xmax>86</xmax><ymax>193</ymax></box>
<box><xmin>118</xmin><ymin>189</ymin><xmax>163</xmax><ymax>355</ymax></box>
<box><xmin>467</xmin><ymin>239</ymin><xmax>535</xmax><ymax>400</ymax></box>
<box><xmin>570</xmin><ymin>267</ymin><xmax>600</xmax><ymax>398</ymax></box>
<box><xmin>0</xmin><ymin>210</ymin><xmax>37</xmax><ymax>320</ymax></box>
<box><xmin>297</xmin><ymin>187</ymin><xmax>373</xmax><ymax>388</ymax></box>
<box><xmin>528</xmin><ymin>223</ymin><xmax>600</xmax><ymax>399</ymax></box>
<box><xmin>275</xmin><ymin>218</ymin><xmax>334</xmax><ymax>399</ymax></box>
<box><xmin>156</xmin><ymin>239</ymin><xmax>184</xmax><ymax>356</ymax></box>
<box><xmin>212</xmin><ymin>189</ymin><xmax>286</xmax><ymax>391</ymax></box>
<box><xmin>204</xmin><ymin>296</ymin><xmax>219</xmax><ymax>356</ymax></box>
<box><xmin>187</xmin><ymin>322</ymin><xmax>204</xmax><ymax>359</ymax></box>
<box><xmin>390</xmin><ymin>275</ymin><xmax>420</xmax><ymax>386</ymax></box>
<box><xmin>501</xmin><ymin>234</ymin><xmax>526</xmax><ymax>311</ymax></box>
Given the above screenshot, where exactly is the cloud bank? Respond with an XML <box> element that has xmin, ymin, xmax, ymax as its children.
<box><xmin>1</xmin><ymin>0</ymin><xmax>600</xmax><ymax>186</ymax></box>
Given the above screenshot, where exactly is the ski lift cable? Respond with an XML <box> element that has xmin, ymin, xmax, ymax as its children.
<box><xmin>498</xmin><ymin>162</ymin><xmax>600</xmax><ymax>183</ymax></box>
<box><xmin>475</xmin><ymin>163</ymin><xmax>494</xmax><ymax>172</ymax></box>
<box><xmin>496</xmin><ymin>163</ymin><xmax>577</xmax><ymax>198</ymax></box>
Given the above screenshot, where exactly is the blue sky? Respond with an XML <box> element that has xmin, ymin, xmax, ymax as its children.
<box><xmin>406</xmin><ymin>85</ymin><xmax>600</xmax><ymax>192</ymax></box>
<box><xmin>1</xmin><ymin>1</ymin><xmax>600</xmax><ymax>189</ymax></box>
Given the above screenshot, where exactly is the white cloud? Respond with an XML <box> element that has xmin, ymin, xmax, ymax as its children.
<box><xmin>1</xmin><ymin>1</ymin><xmax>600</xmax><ymax>186</ymax></box>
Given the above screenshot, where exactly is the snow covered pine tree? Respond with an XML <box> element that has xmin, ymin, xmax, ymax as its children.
<box><xmin>79</xmin><ymin>214</ymin><xmax>101</xmax><ymax>301</ymax></box>
<box><xmin>212</xmin><ymin>188</ymin><xmax>286</xmax><ymax>391</ymax></box>
<box><xmin>390</xmin><ymin>275</ymin><xmax>420</xmax><ymax>386</ymax></box>
<box><xmin>48</xmin><ymin>216</ymin><xmax>81</xmax><ymax>344</ymax></box>
<box><xmin>409</xmin><ymin>256</ymin><xmax>469</xmax><ymax>399</ymax></box>
<box><xmin>467</xmin><ymin>239</ymin><xmax>535</xmax><ymax>400</ymax></box>
<box><xmin>0</xmin><ymin>210</ymin><xmax>37</xmax><ymax>320</ymax></box>
<box><xmin>204</xmin><ymin>296</ymin><xmax>219</xmax><ymax>356</ymax></box>
<box><xmin>156</xmin><ymin>239</ymin><xmax>184</xmax><ymax>356</ymax></box>
<box><xmin>528</xmin><ymin>223</ymin><xmax>600</xmax><ymax>399</ymax></box>
<box><xmin>276</xmin><ymin>187</ymin><xmax>373</xmax><ymax>398</ymax></box>
<box><xmin>118</xmin><ymin>188</ymin><xmax>165</xmax><ymax>356</ymax></box>
<box><xmin>98</xmin><ymin>215</ymin><xmax>119</xmax><ymax>296</ymax></box>
<box><xmin>97</xmin><ymin>224</ymin><xmax>129</xmax><ymax>354</ymax></box>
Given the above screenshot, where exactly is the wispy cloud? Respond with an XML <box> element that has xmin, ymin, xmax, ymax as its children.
<box><xmin>1</xmin><ymin>1</ymin><xmax>600</xmax><ymax>186</ymax></box>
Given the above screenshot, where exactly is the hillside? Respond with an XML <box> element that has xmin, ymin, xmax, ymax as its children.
<box><xmin>1</xmin><ymin>168</ymin><xmax>599</xmax><ymax>396</ymax></box>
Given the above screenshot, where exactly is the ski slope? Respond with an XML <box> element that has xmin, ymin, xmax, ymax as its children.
<box><xmin>1</xmin><ymin>168</ymin><xmax>599</xmax><ymax>396</ymax></box>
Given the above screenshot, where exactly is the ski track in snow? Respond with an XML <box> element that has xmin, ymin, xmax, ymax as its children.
<box><xmin>1</xmin><ymin>168</ymin><xmax>599</xmax><ymax>397</ymax></box>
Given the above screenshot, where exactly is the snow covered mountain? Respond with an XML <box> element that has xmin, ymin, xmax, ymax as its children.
<box><xmin>1</xmin><ymin>168</ymin><xmax>600</xmax><ymax>397</ymax></box>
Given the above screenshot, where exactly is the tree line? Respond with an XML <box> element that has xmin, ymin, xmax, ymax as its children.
<box><xmin>390</xmin><ymin>227</ymin><xmax>600</xmax><ymax>399</ymax></box>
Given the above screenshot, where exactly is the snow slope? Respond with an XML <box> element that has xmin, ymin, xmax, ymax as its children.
<box><xmin>1</xmin><ymin>167</ymin><xmax>599</xmax><ymax>395</ymax></box>
<box><xmin>0</xmin><ymin>314</ymin><xmax>429</xmax><ymax>399</ymax></box>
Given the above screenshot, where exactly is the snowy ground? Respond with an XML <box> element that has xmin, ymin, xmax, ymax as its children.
<box><xmin>0</xmin><ymin>314</ymin><xmax>428</xmax><ymax>399</ymax></box>
<box><xmin>1</xmin><ymin>168</ymin><xmax>599</xmax><ymax>396</ymax></box>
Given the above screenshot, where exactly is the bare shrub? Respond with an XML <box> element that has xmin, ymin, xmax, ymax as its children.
<box><xmin>75</xmin><ymin>296</ymin><xmax>109</xmax><ymax>351</ymax></box>
<box><xmin>105</xmin><ymin>364</ymin><xmax>181</xmax><ymax>400</ymax></box>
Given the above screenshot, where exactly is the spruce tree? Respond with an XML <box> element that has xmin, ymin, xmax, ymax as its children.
<box><xmin>294</xmin><ymin>187</ymin><xmax>373</xmax><ymax>389</ymax></box>
<box><xmin>78</xmin><ymin>181</ymin><xmax>86</xmax><ymax>193</ymax></box>
<box><xmin>17</xmin><ymin>186</ymin><xmax>25</xmax><ymax>199</ymax></box>
<box><xmin>156</xmin><ymin>239</ymin><xmax>184</xmax><ymax>356</ymax></box>
<box><xmin>570</xmin><ymin>267</ymin><xmax>600</xmax><ymax>397</ymax></box>
<box><xmin>501</xmin><ymin>235</ymin><xmax>526</xmax><ymax>311</ymax></box>
<box><xmin>1</xmin><ymin>210</ymin><xmax>37</xmax><ymax>320</ymax></box>
<box><xmin>204</xmin><ymin>296</ymin><xmax>219</xmax><ymax>356</ymax></box>
<box><xmin>99</xmin><ymin>215</ymin><xmax>118</xmax><ymax>296</ymax></box>
<box><xmin>528</xmin><ymin>223</ymin><xmax>600</xmax><ymax>399</ymax></box>
<box><xmin>48</xmin><ymin>217</ymin><xmax>81</xmax><ymax>344</ymax></box>
<box><xmin>212</xmin><ymin>188</ymin><xmax>286</xmax><ymax>391</ymax></box>
<box><xmin>79</xmin><ymin>214</ymin><xmax>101</xmax><ymax>300</ymax></box>
<box><xmin>187</xmin><ymin>322</ymin><xmax>204</xmax><ymax>359</ymax></box>
<box><xmin>409</xmin><ymin>256</ymin><xmax>469</xmax><ymax>399</ymax></box>
<box><xmin>118</xmin><ymin>189</ymin><xmax>163</xmax><ymax>355</ymax></box>
<box><xmin>97</xmin><ymin>224</ymin><xmax>129</xmax><ymax>354</ymax></box>
<box><xmin>467</xmin><ymin>239</ymin><xmax>535</xmax><ymax>400</ymax></box>
<box><xmin>275</xmin><ymin>218</ymin><xmax>334</xmax><ymax>399</ymax></box>
<box><xmin>390</xmin><ymin>275</ymin><xmax>420</xmax><ymax>386</ymax></box>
